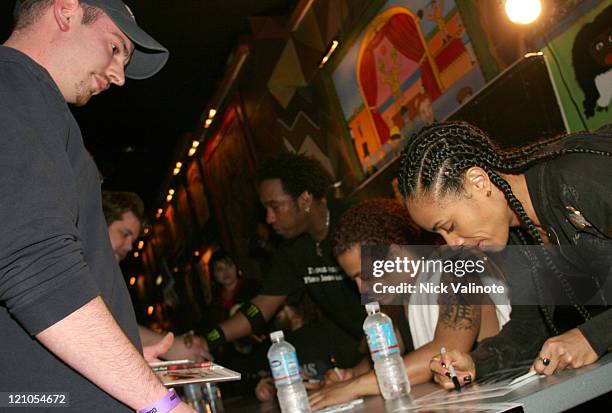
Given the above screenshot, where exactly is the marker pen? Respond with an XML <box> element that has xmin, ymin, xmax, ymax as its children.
<box><xmin>440</xmin><ymin>347</ymin><xmax>461</xmax><ymax>392</ymax></box>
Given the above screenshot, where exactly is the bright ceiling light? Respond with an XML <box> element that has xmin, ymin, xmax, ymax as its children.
<box><xmin>505</xmin><ymin>0</ymin><xmax>541</xmax><ymax>24</ymax></box>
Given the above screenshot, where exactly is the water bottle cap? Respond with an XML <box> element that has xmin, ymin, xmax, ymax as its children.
<box><xmin>270</xmin><ymin>330</ymin><xmax>284</xmax><ymax>341</ymax></box>
<box><xmin>365</xmin><ymin>301</ymin><xmax>380</xmax><ymax>313</ymax></box>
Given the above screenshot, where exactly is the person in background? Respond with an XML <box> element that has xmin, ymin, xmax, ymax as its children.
<box><xmin>204</xmin><ymin>249</ymin><xmax>263</xmax><ymax>363</ymax></box>
<box><xmin>102</xmin><ymin>190</ymin><xmax>211</xmax><ymax>362</ymax></box>
<box><xmin>203</xmin><ymin>154</ymin><xmax>365</xmax><ymax>359</ymax></box>
<box><xmin>0</xmin><ymin>0</ymin><xmax>196</xmax><ymax>411</ymax></box>
<box><xmin>309</xmin><ymin>199</ymin><xmax>511</xmax><ymax>410</ymax></box>
<box><xmin>395</xmin><ymin>122</ymin><xmax>611</xmax><ymax>389</ymax></box>
<box><xmin>254</xmin><ymin>292</ymin><xmax>362</xmax><ymax>402</ymax></box>
<box><xmin>208</xmin><ymin>250</ymin><xmax>261</xmax><ymax>324</ymax></box>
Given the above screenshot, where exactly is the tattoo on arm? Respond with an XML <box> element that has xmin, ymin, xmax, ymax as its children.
<box><xmin>438</xmin><ymin>291</ymin><xmax>481</xmax><ymax>331</ymax></box>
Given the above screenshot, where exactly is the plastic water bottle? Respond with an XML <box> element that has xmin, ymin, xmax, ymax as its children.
<box><xmin>364</xmin><ymin>301</ymin><xmax>411</xmax><ymax>400</ymax></box>
<box><xmin>267</xmin><ymin>330</ymin><xmax>311</xmax><ymax>413</ymax></box>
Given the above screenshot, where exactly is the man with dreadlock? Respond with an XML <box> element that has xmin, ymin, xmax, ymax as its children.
<box><xmin>396</xmin><ymin>121</ymin><xmax>611</xmax><ymax>389</ymax></box>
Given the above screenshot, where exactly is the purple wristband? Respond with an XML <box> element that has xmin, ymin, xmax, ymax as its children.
<box><xmin>138</xmin><ymin>388</ymin><xmax>181</xmax><ymax>413</ymax></box>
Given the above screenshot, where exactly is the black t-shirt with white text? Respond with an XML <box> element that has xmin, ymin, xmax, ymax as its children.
<box><xmin>260</xmin><ymin>199</ymin><xmax>366</xmax><ymax>338</ymax></box>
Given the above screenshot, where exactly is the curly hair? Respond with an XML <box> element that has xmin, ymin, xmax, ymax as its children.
<box><xmin>397</xmin><ymin>121</ymin><xmax>611</xmax><ymax>333</ymax></box>
<box><xmin>256</xmin><ymin>153</ymin><xmax>332</xmax><ymax>200</ymax></box>
<box><xmin>332</xmin><ymin>198</ymin><xmax>423</xmax><ymax>257</ymax></box>
<box><xmin>102</xmin><ymin>190</ymin><xmax>144</xmax><ymax>226</ymax></box>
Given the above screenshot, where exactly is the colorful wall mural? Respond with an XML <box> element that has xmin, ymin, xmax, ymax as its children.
<box><xmin>544</xmin><ymin>1</ymin><xmax>612</xmax><ymax>132</ymax></box>
<box><xmin>332</xmin><ymin>0</ymin><xmax>485</xmax><ymax>175</ymax></box>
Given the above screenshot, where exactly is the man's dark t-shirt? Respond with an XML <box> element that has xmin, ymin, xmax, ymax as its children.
<box><xmin>0</xmin><ymin>46</ymin><xmax>139</xmax><ymax>412</ymax></box>
<box><xmin>285</xmin><ymin>319</ymin><xmax>363</xmax><ymax>379</ymax></box>
<box><xmin>260</xmin><ymin>199</ymin><xmax>366</xmax><ymax>339</ymax></box>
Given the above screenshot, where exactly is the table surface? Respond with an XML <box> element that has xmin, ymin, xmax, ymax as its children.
<box><xmin>222</xmin><ymin>352</ymin><xmax>612</xmax><ymax>413</ymax></box>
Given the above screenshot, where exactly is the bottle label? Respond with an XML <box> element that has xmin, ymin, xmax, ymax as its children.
<box><xmin>269</xmin><ymin>351</ymin><xmax>301</xmax><ymax>386</ymax></box>
<box><xmin>366</xmin><ymin>322</ymin><xmax>400</xmax><ymax>356</ymax></box>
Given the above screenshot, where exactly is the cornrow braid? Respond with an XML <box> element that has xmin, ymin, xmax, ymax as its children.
<box><xmin>488</xmin><ymin>171</ymin><xmax>579</xmax><ymax>334</ymax></box>
<box><xmin>499</xmin><ymin>130</ymin><xmax>611</xmax><ymax>167</ymax></box>
<box><xmin>397</xmin><ymin>121</ymin><xmax>611</xmax><ymax>333</ymax></box>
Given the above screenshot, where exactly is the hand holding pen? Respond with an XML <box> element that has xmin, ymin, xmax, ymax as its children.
<box><xmin>429</xmin><ymin>348</ymin><xmax>476</xmax><ymax>390</ymax></box>
<box><xmin>330</xmin><ymin>355</ymin><xmax>343</xmax><ymax>381</ymax></box>
<box><xmin>440</xmin><ymin>347</ymin><xmax>461</xmax><ymax>391</ymax></box>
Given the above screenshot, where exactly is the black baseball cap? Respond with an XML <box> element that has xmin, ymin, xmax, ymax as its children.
<box><xmin>14</xmin><ymin>0</ymin><xmax>169</xmax><ymax>79</ymax></box>
<box><xmin>85</xmin><ymin>0</ymin><xmax>169</xmax><ymax>79</ymax></box>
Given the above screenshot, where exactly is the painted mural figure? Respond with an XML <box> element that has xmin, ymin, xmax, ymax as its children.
<box><xmin>425</xmin><ymin>0</ymin><xmax>451</xmax><ymax>44</ymax></box>
<box><xmin>378</xmin><ymin>47</ymin><xmax>413</xmax><ymax>132</ymax></box>
<box><xmin>413</xmin><ymin>85</ymin><xmax>435</xmax><ymax>125</ymax></box>
<box><xmin>572</xmin><ymin>4</ymin><xmax>612</xmax><ymax>118</ymax></box>
<box><xmin>333</xmin><ymin>1</ymin><xmax>485</xmax><ymax>175</ymax></box>
<box><xmin>378</xmin><ymin>48</ymin><xmax>403</xmax><ymax>107</ymax></box>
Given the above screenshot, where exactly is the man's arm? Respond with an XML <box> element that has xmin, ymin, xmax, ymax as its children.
<box><xmin>406</xmin><ymin>298</ymin><xmax>481</xmax><ymax>384</ymax></box>
<box><xmin>215</xmin><ymin>294</ymin><xmax>286</xmax><ymax>342</ymax></box>
<box><xmin>37</xmin><ymin>296</ymin><xmax>194</xmax><ymax>412</ymax></box>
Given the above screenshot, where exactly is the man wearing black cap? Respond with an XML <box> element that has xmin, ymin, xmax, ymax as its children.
<box><xmin>0</xmin><ymin>1</ymin><xmax>194</xmax><ymax>412</ymax></box>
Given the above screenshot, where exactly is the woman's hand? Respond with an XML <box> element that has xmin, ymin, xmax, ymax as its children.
<box><xmin>255</xmin><ymin>377</ymin><xmax>276</xmax><ymax>402</ymax></box>
<box><xmin>309</xmin><ymin>378</ymin><xmax>361</xmax><ymax>411</ymax></box>
<box><xmin>323</xmin><ymin>367</ymin><xmax>354</xmax><ymax>384</ymax></box>
<box><xmin>429</xmin><ymin>349</ymin><xmax>475</xmax><ymax>389</ymax></box>
<box><xmin>532</xmin><ymin>328</ymin><xmax>598</xmax><ymax>375</ymax></box>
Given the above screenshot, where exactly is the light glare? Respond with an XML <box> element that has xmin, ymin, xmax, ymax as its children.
<box><xmin>505</xmin><ymin>0</ymin><xmax>541</xmax><ymax>24</ymax></box>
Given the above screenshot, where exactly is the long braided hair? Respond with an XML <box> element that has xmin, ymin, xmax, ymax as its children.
<box><xmin>397</xmin><ymin>121</ymin><xmax>610</xmax><ymax>333</ymax></box>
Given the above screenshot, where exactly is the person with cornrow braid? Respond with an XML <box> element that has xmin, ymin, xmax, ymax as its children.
<box><xmin>396</xmin><ymin>121</ymin><xmax>612</xmax><ymax>390</ymax></box>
